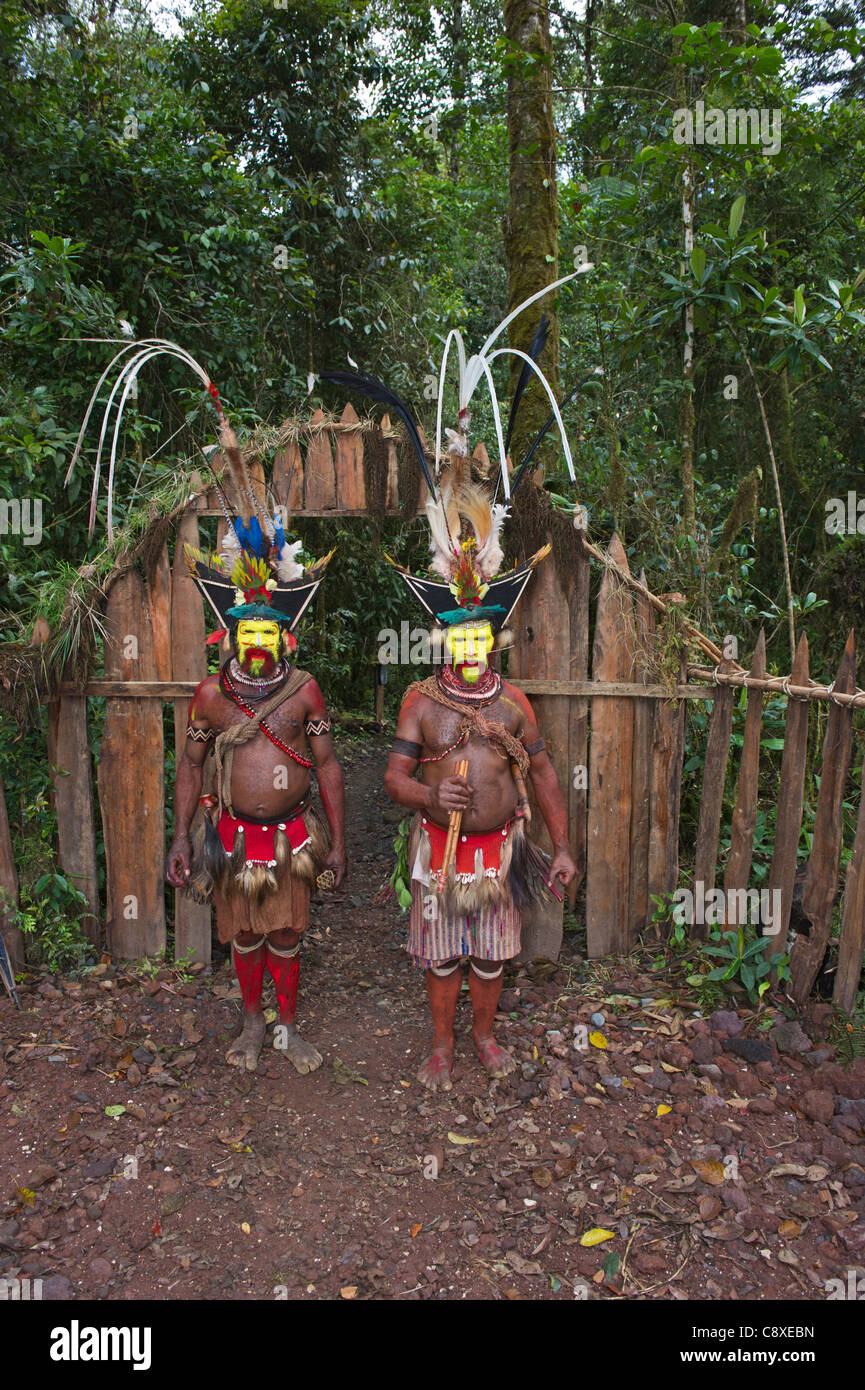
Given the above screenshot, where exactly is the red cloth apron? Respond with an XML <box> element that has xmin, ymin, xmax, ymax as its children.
<box><xmin>217</xmin><ymin>808</ymin><xmax>311</xmax><ymax>865</ymax></box>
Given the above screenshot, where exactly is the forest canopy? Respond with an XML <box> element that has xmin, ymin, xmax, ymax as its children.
<box><xmin>1</xmin><ymin>0</ymin><xmax>864</xmax><ymax>691</ymax></box>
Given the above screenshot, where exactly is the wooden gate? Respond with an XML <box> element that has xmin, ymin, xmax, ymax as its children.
<box><xmin>3</xmin><ymin>404</ymin><xmax>862</xmax><ymax>1013</ymax></box>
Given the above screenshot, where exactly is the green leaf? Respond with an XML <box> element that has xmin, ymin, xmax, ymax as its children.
<box><xmin>728</xmin><ymin>195</ymin><xmax>746</xmax><ymax>238</ymax></box>
<box><xmin>690</xmin><ymin>246</ymin><xmax>706</xmax><ymax>283</ymax></box>
<box><xmin>793</xmin><ymin>287</ymin><xmax>806</xmax><ymax>326</ymax></box>
<box><xmin>603</xmin><ymin>1250</ymin><xmax>621</xmax><ymax>1279</ymax></box>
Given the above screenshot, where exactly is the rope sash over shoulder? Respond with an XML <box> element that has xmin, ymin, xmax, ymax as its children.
<box><xmin>405</xmin><ymin>675</ymin><xmax>531</xmax><ymax>776</ymax></box>
<box><xmin>214</xmin><ymin>668</ymin><xmax>313</xmax><ymax>818</ymax></box>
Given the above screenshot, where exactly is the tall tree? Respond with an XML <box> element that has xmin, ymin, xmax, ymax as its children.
<box><xmin>503</xmin><ymin>0</ymin><xmax>561</xmax><ymax>474</ymax></box>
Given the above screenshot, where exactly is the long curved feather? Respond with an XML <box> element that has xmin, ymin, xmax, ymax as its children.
<box><xmin>504</xmin><ymin>314</ymin><xmax>549</xmax><ymax>455</ymax></box>
<box><xmin>434</xmin><ymin>328</ymin><xmax>468</xmax><ymax>477</ymax></box>
<box><xmin>464</xmin><ymin>268</ymin><xmax>586</xmax><ymax>401</ymax></box>
<box><xmin>70</xmin><ymin>339</ymin><xmax>223</xmax><ymax>540</ymax></box>
<box><xmin>320</xmin><ymin>370</ymin><xmax>437</xmax><ymax>499</ymax></box>
<box><xmin>507</xmin><ymin>370</ymin><xmax>603</xmax><ymax>496</ymax></box>
<box><xmin>487</xmin><ymin>345</ymin><xmax>576</xmax><ymax>487</ymax></box>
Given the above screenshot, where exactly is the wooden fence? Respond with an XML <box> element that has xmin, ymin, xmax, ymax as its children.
<box><xmin>0</xmin><ymin>405</ymin><xmax>862</xmax><ymax>1015</ymax></box>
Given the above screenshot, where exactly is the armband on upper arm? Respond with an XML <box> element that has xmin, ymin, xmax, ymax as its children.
<box><xmin>392</xmin><ymin>736</ymin><xmax>422</xmax><ymax>761</ymax></box>
<box><xmin>186</xmin><ymin>725</ymin><xmax>213</xmax><ymax>743</ymax></box>
<box><xmin>524</xmin><ymin>736</ymin><xmax>546</xmax><ymax>757</ymax></box>
<box><xmin>304</xmin><ymin>717</ymin><xmax>332</xmax><ymax>737</ymax></box>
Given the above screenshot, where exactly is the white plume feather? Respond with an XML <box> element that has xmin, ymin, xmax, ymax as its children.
<box><xmin>476</xmin><ymin>502</ymin><xmax>509</xmax><ymax>580</ymax></box>
<box><xmin>426</xmin><ymin>486</ymin><xmax>460</xmax><ymax>579</ymax></box>
<box><xmin>219</xmin><ymin>529</ymin><xmax>242</xmax><ymax>572</ymax></box>
<box><xmin>276</xmin><ymin>538</ymin><xmax>305</xmax><ymax>582</ymax></box>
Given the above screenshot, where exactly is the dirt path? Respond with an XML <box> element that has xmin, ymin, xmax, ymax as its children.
<box><xmin>1</xmin><ymin>740</ymin><xmax>863</xmax><ymax>1301</ymax></box>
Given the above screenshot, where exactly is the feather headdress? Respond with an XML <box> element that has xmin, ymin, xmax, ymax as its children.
<box><xmin>322</xmin><ymin>271</ymin><xmax>591</xmax><ymax>631</ymax></box>
<box><xmin>67</xmin><ymin>338</ymin><xmax>332</xmax><ymax>632</ymax></box>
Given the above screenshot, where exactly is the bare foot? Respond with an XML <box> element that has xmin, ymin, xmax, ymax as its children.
<box><xmin>226</xmin><ymin>1012</ymin><xmax>266</xmax><ymax>1071</ymax></box>
<box><xmin>275</xmin><ymin>1022</ymin><xmax>322</xmax><ymax>1075</ymax></box>
<box><xmin>417</xmin><ymin>1043</ymin><xmax>454</xmax><ymax>1091</ymax></box>
<box><xmin>474</xmin><ymin>1033</ymin><xmax>515</xmax><ymax>1079</ymax></box>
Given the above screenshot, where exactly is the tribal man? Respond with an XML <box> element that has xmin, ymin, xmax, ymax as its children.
<box><xmin>324</xmin><ymin>277</ymin><xmax>581</xmax><ymax>1088</ymax></box>
<box><xmin>165</xmin><ymin>423</ymin><xmax>345</xmax><ymax>1074</ymax></box>
<box><xmin>384</xmin><ymin>611</ymin><xmax>575</xmax><ymax>1089</ymax></box>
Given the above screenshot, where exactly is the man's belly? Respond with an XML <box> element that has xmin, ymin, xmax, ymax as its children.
<box><xmin>227</xmin><ymin>738</ymin><xmax>312</xmax><ymax>819</ymax></box>
<box><xmin>421</xmin><ymin>749</ymin><xmax>517</xmax><ymax>835</ymax></box>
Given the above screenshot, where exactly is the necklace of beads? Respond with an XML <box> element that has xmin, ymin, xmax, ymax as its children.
<box><xmin>436</xmin><ymin>663</ymin><xmax>502</xmax><ymax>706</ymax></box>
<box><xmin>229</xmin><ymin>657</ymin><xmax>287</xmax><ymax>692</ymax></box>
<box><xmin>220</xmin><ymin>667</ymin><xmax>313</xmax><ymax>768</ymax></box>
<box><xmin>419</xmin><ymin>729</ymin><xmax>468</xmax><ymax>764</ymax></box>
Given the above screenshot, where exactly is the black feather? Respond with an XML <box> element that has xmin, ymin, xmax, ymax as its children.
<box><xmin>507</xmin><ymin>371</ymin><xmax>602</xmax><ymax>496</ymax></box>
<box><xmin>504</xmin><ymin>314</ymin><xmax>550</xmax><ymax>455</ymax></box>
<box><xmin>320</xmin><ymin>370</ymin><xmax>437</xmax><ymax>499</ymax></box>
<box><xmin>507</xmin><ymin>820</ymin><xmax>553</xmax><ymax>912</ymax></box>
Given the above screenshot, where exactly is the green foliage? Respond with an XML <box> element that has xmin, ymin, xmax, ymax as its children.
<box><xmin>2</xmin><ymin>876</ymin><xmax>90</xmax><ymax>974</ymax></box>
<box><xmin>389</xmin><ymin>815</ymin><xmax>413</xmax><ymax>913</ymax></box>
<box><xmin>699</xmin><ymin>927</ymin><xmax>790</xmax><ymax>1005</ymax></box>
<box><xmin>1</xmin><ymin>0</ymin><xmax>864</xmax><ymax>978</ymax></box>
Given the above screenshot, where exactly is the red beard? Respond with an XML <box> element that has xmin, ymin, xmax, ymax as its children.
<box><xmin>239</xmin><ymin>647</ymin><xmax>279</xmax><ymax>677</ymax></box>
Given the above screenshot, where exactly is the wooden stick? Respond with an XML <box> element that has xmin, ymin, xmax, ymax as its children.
<box><xmin>688</xmin><ymin>663</ymin><xmax>865</xmax><ymax>709</ymax></box>
<box><xmin>441</xmin><ymin>759</ymin><xmax>470</xmax><ymax>878</ymax></box>
<box><xmin>511</xmin><ymin>759</ymin><xmax>531</xmax><ymax>826</ymax></box>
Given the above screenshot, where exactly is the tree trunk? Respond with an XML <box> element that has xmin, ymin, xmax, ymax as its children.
<box><xmin>445</xmin><ymin>0</ymin><xmax>467</xmax><ymax>181</ymax></box>
<box><xmin>673</xmin><ymin>2</ymin><xmax>696</xmax><ymax>540</ymax></box>
<box><xmin>503</xmin><ymin>0</ymin><xmax>560</xmax><ymax>474</ymax></box>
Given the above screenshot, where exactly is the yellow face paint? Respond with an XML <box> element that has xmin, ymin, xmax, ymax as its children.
<box><xmin>445</xmin><ymin>621</ymin><xmax>494</xmax><ymax>684</ymax></box>
<box><xmin>236</xmin><ymin>618</ymin><xmax>282</xmax><ymax>674</ymax></box>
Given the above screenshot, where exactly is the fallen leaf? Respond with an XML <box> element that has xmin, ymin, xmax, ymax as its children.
<box><xmin>332</xmin><ymin>1057</ymin><xmax>368</xmax><ymax>1086</ymax></box>
<box><xmin>447</xmin><ymin>1132</ymin><xmax>480</xmax><ymax>1146</ymax></box>
<box><xmin>340</xmin><ymin>1286</ymin><xmax>358</xmax><ymax>1299</ymax></box>
<box><xmin>217</xmin><ymin>1125</ymin><xmax>252</xmax><ymax>1146</ymax></box>
<box><xmin>580</xmin><ymin>1227</ymin><xmax>615</xmax><ymax>1247</ymax></box>
<box><xmin>656</xmin><ymin>1104</ymin><xmax>672</xmax><ymax>1116</ymax></box>
<box><xmin>778</xmin><ymin>1248</ymin><xmax>800</xmax><ymax>1266</ymax></box>
<box><xmin>15</xmin><ymin>1186</ymin><xmax>35</xmax><ymax>1208</ymax></box>
<box><xmin>589</xmin><ymin>1032</ymin><xmax>608</xmax><ymax>1049</ymax></box>
<box><xmin>778</xmin><ymin>1219</ymin><xmax>801</xmax><ymax>1239</ymax></box>
<box><xmin>659</xmin><ymin>1061</ymin><xmax>681</xmax><ymax>1073</ymax></box>
<box><xmin>769</xmin><ymin>1164</ymin><xmax>829</xmax><ymax>1182</ymax></box>
<box><xmin>532</xmin><ymin>1166</ymin><xmax>553</xmax><ymax>1189</ymax></box>
<box><xmin>410</xmin><ymin>1223</ymin><xmax>422</xmax><ymax>1238</ymax></box>
<box><xmin>241</xmin><ymin>1222</ymin><xmax>251</xmax><ymax>1234</ymax></box>
<box><xmin>633</xmin><ymin>1064</ymin><xmax>653</xmax><ymax>1075</ymax></box>
<box><xmin>691</xmin><ymin>1159</ymin><xmax>726</xmax><ymax>1186</ymax></box>
<box><xmin>104</xmin><ymin>1104</ymin><xmax>126</xmax><ymax>1119</ymax></box>
<box><xmin>180</xmin><ymin>1011</ymin><xmax>203</xmax><ymax>1044</ymax></box>
<box><xmin>505</xmin><ymin>1250</ymin><xmax>543</xmax><ymax>1276</ymax></box>
<box><xmin>699</xmin><ymin>1195</ymin><xmax>721</xmax><ymax>1221</ymax></box>
<box><xmin>112</xmin><ymin>1016</ymin><xmax>127</xmax><ymax>1037</ymax></box>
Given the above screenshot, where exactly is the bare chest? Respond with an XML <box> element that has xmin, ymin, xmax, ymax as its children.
<box><xmin>208</xmin><ymin>690</ymin><xmax>305</xmax><ymax>743</ymax></box>
<box><xmin>420</xmin><ymin>694</ymin><xmax>521</xmax><ymax>757</ymax></box>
